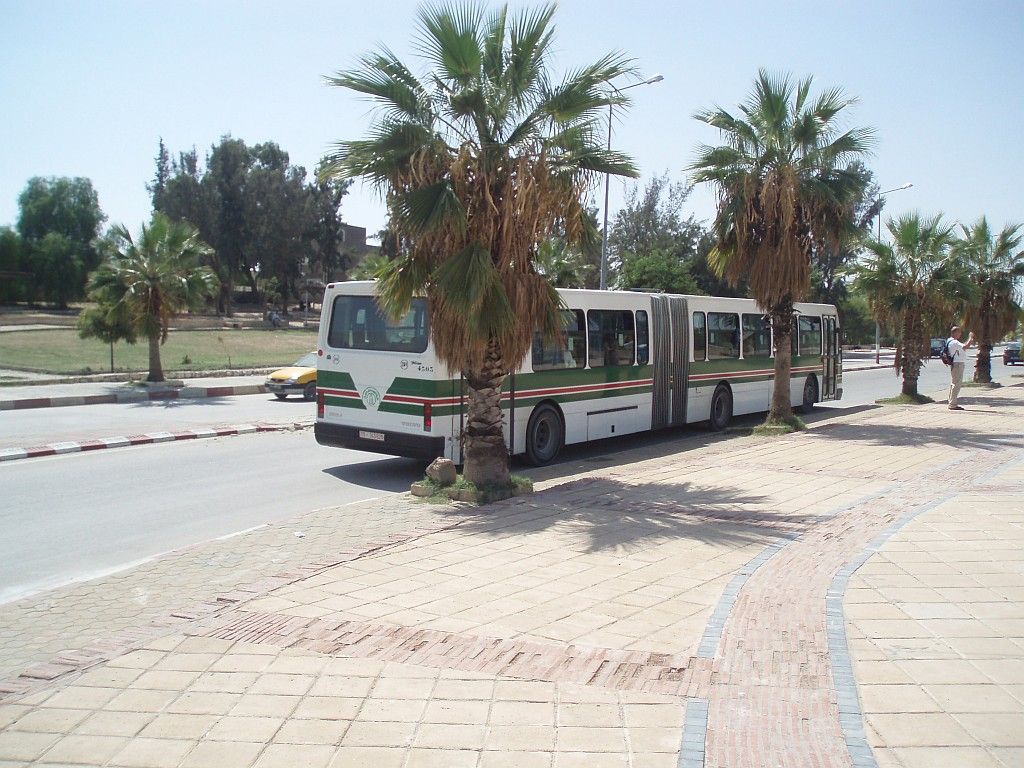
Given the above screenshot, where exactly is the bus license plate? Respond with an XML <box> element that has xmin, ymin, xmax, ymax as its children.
<box><xmin>359</xmin><ymin>430</ymin><xmax>385</xmax><ymax>442</ymax></box>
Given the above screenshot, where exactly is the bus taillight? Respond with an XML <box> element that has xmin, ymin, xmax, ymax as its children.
<box><xmin>423</xmin><ymin>403</ymin><xmax>432</xmax><ymax>432</ymax></box>
<box><xmin>317</xmin><ymin>391</ymin><xmax>324</xmax><ymax>419</ymax></box>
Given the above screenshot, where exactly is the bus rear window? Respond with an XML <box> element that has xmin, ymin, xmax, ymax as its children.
<box><xmin>327</xmin><ymin>295</ymin><xmax>429</xmax><ymax>353</ymax></box>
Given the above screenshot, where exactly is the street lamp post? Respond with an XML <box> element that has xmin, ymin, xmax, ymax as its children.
<box><xmin>873</xmin><ymin>182</ymin><xmax>914</xmax><ymax>363</ymax></box>
<box><xmin>599</xmin><ymin>74</ymin><xmax>664</xmax><ymax>291</ymax></box>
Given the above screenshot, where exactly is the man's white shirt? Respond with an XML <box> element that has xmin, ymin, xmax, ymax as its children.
<box><xmin>946</xmin><ymin>337</ymin><xmax>966</xmax><ymax>363</ymax></box>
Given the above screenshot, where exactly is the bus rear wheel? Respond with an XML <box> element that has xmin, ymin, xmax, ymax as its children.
<box><xmin>799</xmin><ymin>375</ymin><xmax>818</xmax><ymax>413</ymax></box>
<box><xmin>708</xmin><ymin>385</ymin><xmax>732</xmax><ymax>431</ymax></box>
<box><xmin>525</xmin><ymin>404</ymin><xmax>564</xmax><ymax>466</ymax></box>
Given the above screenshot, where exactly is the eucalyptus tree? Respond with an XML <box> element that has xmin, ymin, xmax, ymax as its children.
<box><xmin>689</xmin><ymin>70</ymin><xmax>872</xmax><ymax>424</ymax></box>
<box><xmin>322</xmin><ymin>3</ymin><xmax>638</xmax><ymax>487</ymax></box>
<box><xmin>853</xmin><ymin>213</ymin><xmax>969</xmax><ymax>398</ymax></box>
<box><xmin>87</xmin><ymin>214</ymin><xmax>218</xmax><ymax>382</ymax></box>
<box><xmin>957</xmin><ymin>218</ymin><xmax>1023</xmax><ymax>383</ymax></box>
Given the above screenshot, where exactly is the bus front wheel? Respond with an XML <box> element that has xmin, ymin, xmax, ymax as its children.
<box><xmin>525</xmin><ymin>404</ymin><xmax>564</xmax><ymax>466</ymax></box>
<box><xmin>709</xmin><ymin>385</ymin><xmax>732</xmax><ymax>431</ymax></box>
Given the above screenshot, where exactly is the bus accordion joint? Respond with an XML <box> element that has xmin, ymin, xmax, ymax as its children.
<box><xmin>423</xmin><ymin>403</ymin><xmax>432</xmax><ymax>432</ymax></box>
<box><xmin>316</xmin><ymin>390</ymin><xmax>325</xmax><ymax>419</ymax></box>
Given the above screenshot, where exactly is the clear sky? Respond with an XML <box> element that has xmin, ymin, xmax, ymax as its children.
<box><xmin>2</xmin><ymin>1</ymin><xmax>1022</xmax><ymax>242</ymax></box>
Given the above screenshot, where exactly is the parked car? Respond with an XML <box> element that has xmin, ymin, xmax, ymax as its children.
<box><xmin>265</xmin><ymin>352</ymin><xmax>318</xmax><ymax>400</ymax></box>
<box><xmin>930</xmin><ymin>338</ymin><xmax>945</xmax><ymax>357</ymax></box>
<box><xmin>1004</xmin><ymin>341</ymin><xmax>1022</xmax><ymax>366</ymax></box>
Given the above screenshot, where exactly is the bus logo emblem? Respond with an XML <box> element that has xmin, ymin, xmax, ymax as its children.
<box><xmin>361</xmin><ymin>387</ymin><xmax>382</xmax><ymax>410</ymax></box>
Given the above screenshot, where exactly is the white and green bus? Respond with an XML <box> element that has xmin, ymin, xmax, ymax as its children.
<box><xmin>314</xmin><ymin>281</ymin><xmax>842</xmax><ymax>465</ymax></box>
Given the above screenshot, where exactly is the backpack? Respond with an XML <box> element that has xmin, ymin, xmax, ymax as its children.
<box><xmin>940</xmin><ymin>339</ymin><xmax>954</xmax><ymax>366</ymax></box>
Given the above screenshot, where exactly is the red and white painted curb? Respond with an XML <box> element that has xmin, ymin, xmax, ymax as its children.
<box><xmin>0</xmin><ymin>422</ymin><xmax>308</xmax><ymax>463</ymax></box>
<box><xmin>0</xmin><ymin>384</ymin><xmax>267</xmax><ymax>412</ymax></box>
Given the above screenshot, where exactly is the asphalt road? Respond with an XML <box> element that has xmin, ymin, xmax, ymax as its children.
<box><xmin>2</xmin><ymin>352</ymin><xmax>1018</xmax><ymax>604</ymax></box>
<box><xmin>0</xmin><ymin>432</ymin><xmax>425</xmax><ymax>604</ymax></box>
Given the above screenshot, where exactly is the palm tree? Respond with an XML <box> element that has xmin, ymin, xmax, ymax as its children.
<box><xmin>853</xmin><ymin>213</ymin><xmax>969</xmax><ymax>398</ymax></box>
<box><xmin>535</xmin><ymin>235</ymin><xmax>594</xmax><ymax>288</ymax></box>
<box><xmin>689</xmin><ymin>70</ymin><xmax>872</xmax><ymax>424</ymax></box>
<box><xmin>322</xmin><ymin>4</ymin><xmax>637</xmax><ymax>487</ymax></box>
<box><xmin>88</xmin><ymin>214</ymin><xmax>218</xmax><ymax>382</ymax></box>
<box><xmin>957</xmin><ymin>218</ymin><xmax>1023</xmax><ymax>383</ymax></box>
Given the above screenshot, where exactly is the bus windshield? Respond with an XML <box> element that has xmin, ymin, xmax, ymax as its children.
<box><xmin>327</xmin><ymin>295</ymin><xmax>429</xmax><ymax>353</ymax></box>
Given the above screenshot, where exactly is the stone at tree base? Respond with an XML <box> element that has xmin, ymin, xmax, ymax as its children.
<box><xmin>409</xmin><ymin>481</ymin><xmax>433</xmax><ymax>497</ymax></box>
<box><xmin>425</xmin><ymin>458</ymin><xmax>457</xmax><ymax>486</ymax></box>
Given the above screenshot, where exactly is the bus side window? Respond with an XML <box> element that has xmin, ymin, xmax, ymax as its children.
<box><xmin>742</xmin><ymin>313</ymin><xmax>772</xmax><ymax>358</ymax></box>
<box><xmin>692</xmin><ymin>312</ymin><xmax>707</xmax><ymax>362</ymax></box>
<box><xmin>588</xmin><ymin>310</ymin><xmax>634</xmax><ymax>367</ymax></box>
<box><xmin>799</xmin><ymin>316</ymin><xmax>822</xmax><ymax>355</ymax></box>
<box><xmin>532</xmin><ymin>309</ymin><xmax>585</xmax><ymax>371</ymax></box>
<box><xmin>636</xmin><ymin>310</ymin><xmax>649</xmax><ymax>365</ymax></box>
<box><xmin>707</xmin><ymin>312</ymin><xmax>739</xmax><ymax>359</ymax></box>
<box><xmin>792</xmin><ymin>315</ymin><xmax>799</xmax><ymax>356</ymax></box>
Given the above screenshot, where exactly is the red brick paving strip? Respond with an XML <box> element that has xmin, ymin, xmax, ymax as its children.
<box><xmin>199</xmin><ymin>611</ymin><xmax>715</xmax><ymax>697</ymax></box>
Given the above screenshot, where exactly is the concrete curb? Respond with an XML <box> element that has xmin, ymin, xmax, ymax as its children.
<box><xmin>0</xmin><ymin>367</ymin><xmax>277</xmax><ymax>386</ymax></box>
<box><xmin>0</xmin><ymin>383</ymin><xmax>268</xmax><ymax>411</ymax></box>
<box><xmin>0</xmin><ymin>421</ymin><xmax>310</xmax><ymax>463</ymax></box>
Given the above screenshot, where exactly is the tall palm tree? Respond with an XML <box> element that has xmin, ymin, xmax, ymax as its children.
<box><xmin>88</xmin><ymin>214</ymin><xmax>218</xmax><ymax>382</ymax></box>
<box><xmin>689</xmin><ymin>70</ymin><xmax>872</xmax><ymax>424</ymax></box>
<box><xmin>322</xmin><ymin>3</ymin><xmax>637</xmax><ymax>487</ymax></box>
<box><xmin>853</xmin><ymin>213</ymin><xmax>969</xmax><ymax>398</ymax></box>
<box><xmin>957</xmin><ymin>218</ymin><xmax>1023</xmax><ymax>383</ymax></box>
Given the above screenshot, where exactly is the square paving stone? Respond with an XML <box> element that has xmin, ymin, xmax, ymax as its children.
<box><xmin>179</xmin><ymin>739</ymin><xmax>263</xmax><ymax>768</ymax></box>
<box><xmin>413</xmin><ymin>724</ymin><xmax>486</xmax><ymax>750</ymax></box>
<box><xmin>108</xmin><ymin>737</ymin><xmax>194</xmax><ymax>767</ymax></box>
<box><xmin>867</xmin><ymin>713</ymin><xmax>974</xmax><ymax>747</ymax></box>
<box><xmin>38</xmin><ymin>734</ymin><xmax>128</xmax><ymax>763</ymax></box>
<box><xmin>205</xmin><ymin>715</ymin><xmax>283</xmax><ymax>742</ymax></box>
<box><xmin>7</xmin><ymin>707</ymin><xmax>90</xmax><ymax>733</ymax></box>
<box><xmin>478</xmin><ymin>751</ymin><xmax>553</xmax><ymax>768</ymax></box>
<box><xmin>74</xmin><ymin>710</ymin><xmax>155</xmax><ymax>737</ymax></box>
<box><xmin>273</xmin><ymin>718</ymin><xmax>346</xmax><ymax>745</ymax></box>
<box><xmin>405</xmin><ymin>748</ymin><xmax>479</xmax><ymax>767</ymax></box>
<box><xmin>341</xmin><ymin>721</ymin><xmax>417</xmax><ymax>748</ymax></box>
<box><xmin>328</xmin><ymin>746</ymin><xmax>406</xmax><ymax>768</ymax></box>
<box><xmin>0</xmin><ymin>730</ymin><xmax>60</xmax><ymax>761</ymax></box>
<box><xmin>255</xmin><ymin>743</ymin><xmax>335</xmax><ymax>768</ymax></box>
<box><xmin>890</xmin><ymin>746</ymin><xmax>1004</xmax><ymax>767</ymax></box>
<box><xmin>138</xmin><ymin>713</ymin><xmax>217</xmax><ymax>740</ymax></box>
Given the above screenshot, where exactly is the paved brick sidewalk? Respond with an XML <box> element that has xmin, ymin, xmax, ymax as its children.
<box><xmin>0</xmin><ymin>385</ymin><xmax>1021</xmax><ymax>767</ymax></box>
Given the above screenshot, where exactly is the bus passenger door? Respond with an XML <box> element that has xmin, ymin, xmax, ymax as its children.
<box><xmin>822</xmin><ymin>316</ymin><xmax>840</xmax><ymax>400</ymax></box>
<box><xmin>650</xmin><ymin>296</ymin><xmax>672</xmax><ymax>429</ymax></box>
<box><xmin>668</xmin><ymin>297</ymin><xmax>689</xmax><ymax>426</ymax></box>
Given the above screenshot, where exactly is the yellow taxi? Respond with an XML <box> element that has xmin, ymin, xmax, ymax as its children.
<box><xmin>265</xmin><ymin>352</ymin><xmax>317</xmax><ymax>400</ymax></box>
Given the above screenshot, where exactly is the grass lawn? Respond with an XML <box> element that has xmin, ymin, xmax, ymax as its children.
<box><xmin>0</xmin><ymin>328</ymin><xmax>317</xmax><ymax>374</ymax></box>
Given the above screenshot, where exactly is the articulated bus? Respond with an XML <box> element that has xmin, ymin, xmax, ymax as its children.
<box><xmin>314</xmin><ymin>281</ymin><xmax>842</xmax><ymax>465</ymax></box>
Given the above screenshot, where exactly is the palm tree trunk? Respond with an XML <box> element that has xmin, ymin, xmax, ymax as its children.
<box><xmin>974</xmin><ymin>343</ymin><xmax>993</xmax><ymax>384</ymax></box>
<box><xmin>900</xmin><ymin>313</ymin><xmax>923</xmax><ymax>397</ymax></box>
<box><xmin>973</xmin><ymin>307</ymin><xmax>993</xmax><ymax>383</ymax></box>
<box><xmin>462</xmin><ymin>338</ymin><xmax>511</xmax><ymax>488</ymax></box>
<box><xmin>147</xmin><ymin>333</ymin><xmax>164</xmax><ymax>382</ymax></box>
<box><xmin>768</xmin><ymin>304</ymin><xmax>794</xmax><ymax>422</ymax></box>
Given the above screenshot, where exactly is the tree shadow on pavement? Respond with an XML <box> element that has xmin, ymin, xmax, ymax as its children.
<box><xmin>803</xmin><ymin>419</ymin><xmax>1024</xmax><ymax>452</ymax></box>
<box><xmin>437</xmin><ymin>477</ymin><xmax>814</xmax><ymax>554</ymax></box>
<box><xmin>127</xmin><ymin>396</ymin><xmax>234</xmax><ymax>409</ymax></box>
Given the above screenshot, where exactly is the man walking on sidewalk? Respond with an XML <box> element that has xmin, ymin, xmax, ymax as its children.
<box><xmin>946</xmin><ymin>326</ymin><xmax>975</xmax><ymax>410</ymax></box>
